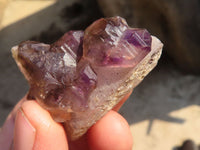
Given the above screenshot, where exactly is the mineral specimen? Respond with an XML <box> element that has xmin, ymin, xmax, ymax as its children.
<box><xmin>12</xmin><ymin>16</ymin><xmax>163</xmax><ymax>140</ymax></box>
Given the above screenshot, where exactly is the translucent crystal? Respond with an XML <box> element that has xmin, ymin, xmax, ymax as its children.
<box><xmin>12</xmin><ymin>16</ymin><xmax>163</xmax><ymax>140</ymax></box>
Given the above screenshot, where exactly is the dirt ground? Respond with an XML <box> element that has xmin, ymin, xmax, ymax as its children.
<box><xmin>0</xmin><ymin>0</ymin><xmax>200</xmax><ymax>149</ymax></box>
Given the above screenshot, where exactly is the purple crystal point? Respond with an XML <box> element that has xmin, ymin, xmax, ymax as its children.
<box><xmin>83</xmin><ymin>17</ymin><xmax>152</xmax><ymax>67</ymax></box>
<box><xmin>52</xmin><ymin>31</ymin><xmax>84</xmax><ymax>62</ymax></box>
<box><xmin>65</xmin><ymin>63</ymin><xmax>97</xmax><ymax>111</ymax></box>
<box><xmin>16</xmin><ymin>31</ymin><xmax>85</xmax><ymax>106</ymax></box>
<box><xmin>12</xmin><ymin>16</ymin><xmax>163</xmax><ymax>140</ymax></box>
<box><xmin>76</xmin><ymin>63</ymin><xmax>97</xmax><ymax>93</ymax></box>
<box><xmin>124</xmin><ymin>29</ymin><xmax>151</xmax><ymax>50</ymax></box>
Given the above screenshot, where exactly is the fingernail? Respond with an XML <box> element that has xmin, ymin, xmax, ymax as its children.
<box><xmin>14</xmin><ymin>108</ymin><xmax>36</xmax><ymax>150</ymax></box>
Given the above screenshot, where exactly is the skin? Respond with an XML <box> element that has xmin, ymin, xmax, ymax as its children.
<box><xmin>0</xmin><ymin>92</ymin><xmax>133</xmax><ymax>150</ymax></box>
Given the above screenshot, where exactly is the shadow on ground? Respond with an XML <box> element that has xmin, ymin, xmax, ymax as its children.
<box><xmin>119</xmin><ymin>57</ymin><xmax>200</xmax><ymax>134</ymax></box>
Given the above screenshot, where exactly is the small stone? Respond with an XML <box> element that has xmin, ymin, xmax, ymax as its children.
<box><xmin>12</xmin><ymin>16</ymin><xmax>163</xmax><ymax>140</ymax></box>
<box><xmin>178</xmin><ymin>140</ymin><xmax>198</xmax><ymax>150</ymax></box>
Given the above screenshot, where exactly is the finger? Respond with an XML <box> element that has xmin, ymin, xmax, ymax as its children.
<box><xmin>113</xmin><ymin>91</ymin><xmax>132</xmax><ymax>111</ymax></box>
<box><xmin>0</xmin><ymin>113</ymin><xmax>15</xmax><ymax>150</ymax></box>
<box><xmin>68</xmin><ymin>92</ymin><xmax>133</xmax><ymax>149</ymax></box>
<box><xmin>14</xmin><ymin>108</ymin><xmax>36</xmax><ymax>150</ymax></box>
<box><xmin>14</xmin><ymin>101</ymin><xmax>68</xmax><ymax>150</ymax></box>
<box><xmin>87</xmin><ymin>110</ymin><xmax>133</xmax><ymax>150</ymax></box>
<box><xmin>0</xmin><ymin>97</ymin><xmax>26</xmax><ymax>150</ymax></box>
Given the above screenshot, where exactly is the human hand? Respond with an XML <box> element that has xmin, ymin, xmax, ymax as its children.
<box><xmin>0</xmin><ymin>93</ymin><xmax>133</xmax><ymax>150</ymax></box>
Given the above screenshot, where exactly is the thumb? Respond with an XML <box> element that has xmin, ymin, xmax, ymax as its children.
<box><xmin>0</xmin><ymin>98</ymin><xmax>25</xmax><ymax>150</ymax></box>
<box><xmin>13</xmin><ymin>108</ymin><xmax>36</xmax><ymax>150</ymax></box>
<box><xmin>14</xmin><ymin>100</ymin><xmax>68</xmax><ymax>150</ymax></box>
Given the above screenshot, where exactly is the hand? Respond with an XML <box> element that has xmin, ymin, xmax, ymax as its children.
<box><xmin>0</xmin><ymin>93</ymin><xmax>133</xmax><ymax>150</ymax></box>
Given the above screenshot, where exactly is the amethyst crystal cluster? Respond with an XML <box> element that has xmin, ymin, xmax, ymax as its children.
<box><xmin>12</xmin><ymin>16</ymin><xmax>163</xmax><ymax>140</ymax></box>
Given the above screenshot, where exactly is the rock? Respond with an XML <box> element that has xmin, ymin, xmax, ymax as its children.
<box><xmin>97</xmin><ymin>0</ymin><xmax>200</xmax><ymax>74</ymax></box>
<box><xmin>12</xmin><ymin>16</ymin><xmax>163</xmax><ymax>140</ymax></box>
<box><xmin>178</xmin><ymin>140</ymin><xmax>198</xmax><ymax>150</ymax></box>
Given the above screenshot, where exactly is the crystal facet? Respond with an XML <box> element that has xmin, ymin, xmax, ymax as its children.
<box><xmin>12</xmin><ymin>16</ymin><xmax>163</xmax><ymax>140</ymax></box>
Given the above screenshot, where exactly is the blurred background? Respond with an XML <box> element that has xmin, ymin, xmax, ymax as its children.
<box><xmin>0</xmin><ymin>0</ymin><xmax>200</xmax><ymax>149</ymax></box>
